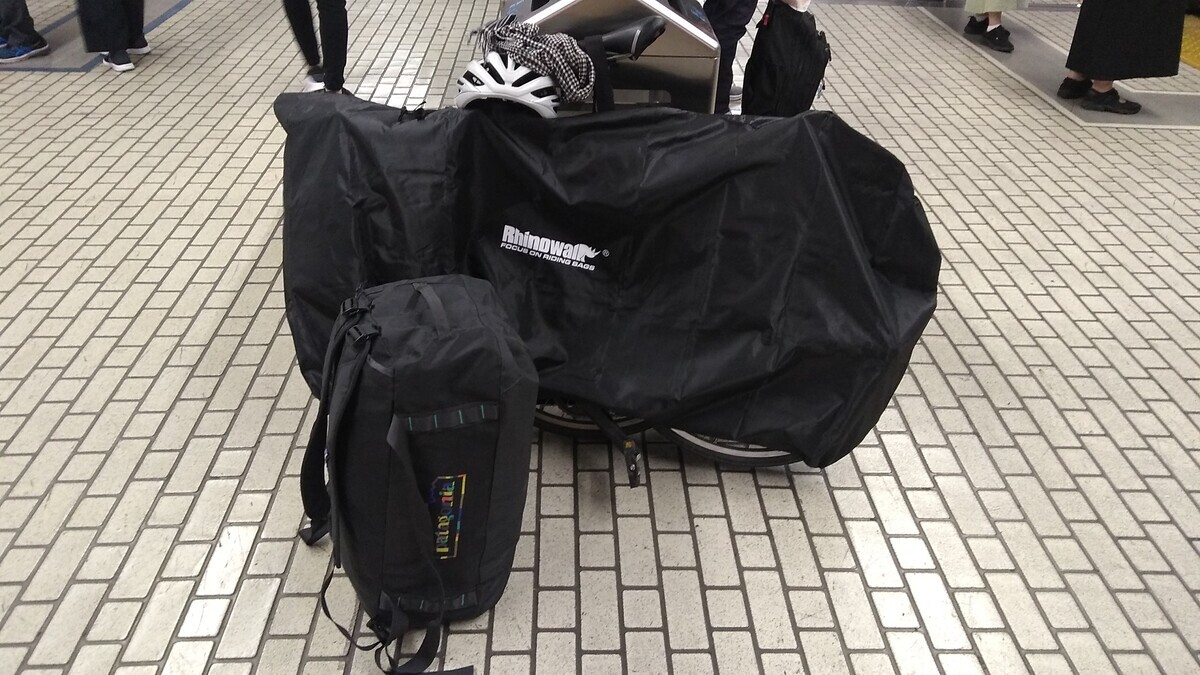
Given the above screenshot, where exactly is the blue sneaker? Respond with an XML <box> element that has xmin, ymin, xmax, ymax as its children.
<box><xmin>0</xmin><ymin>36</ymin><xmax>8</xmax><ymax>50</ymax></box>
<box><xmin>0</xmin><ymin>40</ymin><xmax>50</xmax><ymax>64</ymax></box>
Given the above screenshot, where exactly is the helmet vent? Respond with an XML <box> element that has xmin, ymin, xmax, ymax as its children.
<box><xmin>513</xmin><ymin>71</ymin><xmax>542</xmax><ymax>88</ymax></box>
<box><xmin>483</xmin><ymin>61</ymin><xmax>504</xmax><ymax>83</ymax></box>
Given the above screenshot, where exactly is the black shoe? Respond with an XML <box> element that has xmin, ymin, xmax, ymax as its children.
<box><xmin>982</xmin><ymin>25</ymin><xmax>1014</xmax><ymax>52</ymax></box>
<box><xmin>0</xmin><ymin>39</ymin><xmax>50</xmax><ymax>63</ymax></box>
<box><xmin>301</xmin><ymin>66</ymin><xmax>325</xmax><ymax>92</ymax></box>
<box><xmin>103</xmin><ymin>50</ymin><xmax>134</xmax><ymax>72</ymax></box>
<box><xmin>1056</xmin><ymin>77</ymin><xmax>1092</xmax><ymax>99</ymax></box>
<box><xmin>128</xmin><ymin>37</ymin><xmax>151</xmax><ymax>55</ymax></box>
<box><xmin>964</xmin><ymin>16</ymin><xmax>988</xmax><ymax>35</ymax></box>
<box><xmin>1081</xmin><ymin>88</ymin><xmax>1141</xmax><ymax>114</ymax></box>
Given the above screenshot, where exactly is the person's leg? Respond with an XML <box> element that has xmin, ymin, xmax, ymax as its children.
<box><xmin>122</xmin><ymin>0</ymin><xmax>145</xmax><ymax>49</ymax></box>
<box><xmin>981</xmin><ymin>10</ymin><xmax>1014</xmax><ymax>51</ymax></box>
<box><xmin>314</xmin><ymin>0</ymin><xmax>348</xmax><ymax>90</ymax></box>
<box><xmin>1056</xmin><ymin>69</ymin><xmax>1092</xmax><ymax>98</ymax></box>
<box><xmin>704</xmin><ymin>0</ymin><xmax>756</xmax><ymax>113</ymax></box>
<box><xmin>79</xmin><ymin>0</ymin><xmax>130</xmax><ymax>53</ymax></box>
<box><xmin>282</xmin><ymin>0</ymin><xmax>320</xmax><ymax>67</ymax></box>
<box><xmin>0</xmin><ymin>0</ymin><xmax>46</xmax><ymax>47</ymax></box>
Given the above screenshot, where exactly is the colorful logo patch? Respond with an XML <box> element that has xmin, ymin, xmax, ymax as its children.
<box><xmin>429</xmin><ymin>475</ymin><xmax>466</xmax><ymax>559</ymax></box>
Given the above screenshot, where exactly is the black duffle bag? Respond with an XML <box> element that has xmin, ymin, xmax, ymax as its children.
<box><xmin>299</xmin><ymin>275</ymin><xmax>538</xmax><ymax>673</ymax></box>
<box><xmin>743</xmin><ymin>0</ymin><xmax>832</xmax><ymax>115</ymax></box>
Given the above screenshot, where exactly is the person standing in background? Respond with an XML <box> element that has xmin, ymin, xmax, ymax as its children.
<box><xmin>0</xmin><ymin>0</ymin><xmax>49</xmax><ymax>63</ymax></box>
<box><xmin>962</xmin><ymin>0</ymin><xmax>1029</xmax><ymax>53</ymax></box>
<box><xmin>78</xmin><ymin>0</ymin><xmax>149</xmax><ymax>72</ymax></box>
<box><xmin>282</xmin><ymin>0</ymin><xmax>350</xmax><ymax>93</ymax></box>
<box><xmin>1057</xmin><ymin>0</ymin><xmax>1187</xmax><ymax>114</ymax></box>
<box><xmin>704</xmin><ymin>0</ymin><xmax>757</xmax><ymax>114</ymax></box>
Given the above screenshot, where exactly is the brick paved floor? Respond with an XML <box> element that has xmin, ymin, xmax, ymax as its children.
<box><xmin>1</xmin><ymin>0</ymin><xmax>1198</xmax><ymax>673</ymax></box>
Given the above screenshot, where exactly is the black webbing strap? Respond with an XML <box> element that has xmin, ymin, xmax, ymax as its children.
<box><xmin>322</xmin><ymin>328</ymin><xmax>378</xmax><ymax>565</ymax></box>
<box><xmin>413</xmin><ymin>282</ymin><xmax>451</xmax><ymax>337</ymax></box>
<box><xmin>299</xmin><ymin>296</ymin><xmax>369</xmax><ymax>544</ymax></box>
<box><xmin>400</xmin><ymin>402</ymin><xmax>499</xmax><ymax>433</ymax></box>
<box><xmin>317</xmin><ymin>561</ymin><xmax>383</xmax><ymax>651</ymax></box>
<box><xmin>376</xmin><ymin>595</ymin><xmax>451</xmax><ymax>674</ymax></box>
<box><xmin>316</xmin><ymin>563</ymin><xmax>474</xmax><ymax>674</ymax></box>
<box><xmin>576</xmin><ymin>400</ymin><xmax>644</xmax><ymax>487</ymax></box>
<box><xmin>581</xmin><ymin>36</ymin><xmax>615</xmax><ymax>113</ymax></box>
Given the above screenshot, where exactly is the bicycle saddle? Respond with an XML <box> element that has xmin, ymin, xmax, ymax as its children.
<box><xmin>601</xmin><ymin>16</ymin><xmax>667</xmax><ymax>59</ymax></box>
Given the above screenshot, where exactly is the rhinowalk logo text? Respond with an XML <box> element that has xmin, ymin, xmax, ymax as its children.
<box><xmin>501</xmin><ymin>225</ymin><xmax>605</xmax><ymax>271</ymax></box>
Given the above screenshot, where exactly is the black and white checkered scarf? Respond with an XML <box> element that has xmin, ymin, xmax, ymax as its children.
<box><xmin>475</xmin><ymin>16</ymin><xmax>594</xmax><ymax>103</ymax></box>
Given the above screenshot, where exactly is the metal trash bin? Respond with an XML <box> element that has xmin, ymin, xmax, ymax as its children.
<box><xmin>503</xmin><ymin>0</ymin><xmax>720</xmax><ymax>113</ymax></box>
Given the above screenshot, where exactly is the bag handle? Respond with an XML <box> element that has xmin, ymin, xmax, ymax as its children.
<box><xmin>413</xmin><ymin>282</ymin><xmax>451</xmax><ymax>337</ymax></box>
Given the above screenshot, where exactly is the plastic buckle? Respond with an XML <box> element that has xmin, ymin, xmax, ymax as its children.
<box><xmin>340</xmin><ymin>297</ymin><xmax>368</xmax><ymax>316</ymax></box>
<box><xmin>347</xmin><ymin>324</ymin><xmax>379</xmax><ymax>344</ymax></box>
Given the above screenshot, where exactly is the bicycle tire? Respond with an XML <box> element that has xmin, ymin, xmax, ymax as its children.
<box><xmin>534</xmin><ymin>401</ymin><xmax>651</xmax><ymax>439</ymax></box>
<box><xmin>655</xmin><ymin>427</ymin><xmax>796</xmax><ymax>467</ymax></box>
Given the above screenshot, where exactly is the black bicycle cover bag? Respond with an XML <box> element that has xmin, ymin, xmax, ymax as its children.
<box><xmin>276</xmin><ymin>94</ymin><xmax>939</xmax><ymax>468</ymax></box>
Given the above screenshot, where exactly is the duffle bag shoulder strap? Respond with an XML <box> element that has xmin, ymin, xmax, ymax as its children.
<box><xmin>299</xmin><ymin>293</ymin><xmax>373</xmax><ymax>544</ymax></box>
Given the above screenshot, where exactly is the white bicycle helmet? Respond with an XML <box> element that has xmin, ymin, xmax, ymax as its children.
<box><xmin>455</xmin><ymin>51</ymin><xmax>561</xmax><ymax>119</ymax></box>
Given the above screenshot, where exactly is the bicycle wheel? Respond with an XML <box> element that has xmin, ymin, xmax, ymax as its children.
<box><xmin>534</xmin><ymin>401</ymin><xmax>651</xmax><ymax>439</ymax></box>
<box><xmin>655</xmin><ymin>427</ymin><xmax>796</xmax><ymax>467</ymax></box>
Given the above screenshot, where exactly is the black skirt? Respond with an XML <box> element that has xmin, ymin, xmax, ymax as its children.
<box><xmin>1066</xmin><ymin>0</ymin><xmax>1187</xmax><ymax>80</ymax></box>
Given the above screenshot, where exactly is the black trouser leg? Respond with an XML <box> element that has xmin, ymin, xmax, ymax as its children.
<box><xmin>0</xmin><ymin>0</ymin><xmax>45</xmax><ymax>47</ymax></box>
<box><xmin>78</xmin><ymin>0</ymin><xmax>129</xmax><ymax>52</ymax></box>
<box><xmin>703</xmin><ymin>0</ymin><xmax>756</xmax><ymax>113</ymax></box>
<box><xmin>314</xmin><ymin>0</ymin><xmax>348</xmax><ymax>90</ymax></box>
<box><xmin>282</xmin><ymin>0</ymin><xmax>320</xmax><ymax>66</ymax></box>
<box><xmin>123</xmin><ymin>0</ymin><xmax>144</xmax><ymax>48</ymax></box>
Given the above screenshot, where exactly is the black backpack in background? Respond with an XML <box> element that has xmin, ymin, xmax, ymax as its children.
<box><xmin>299</xmin><ymin>276</ymin><xmax>539</xmax><ymax>673</ymax></box>
<box><xmin>743</xmin><ymin>0</ymin><xmax>832</xmax><ymax>116</ymax></box>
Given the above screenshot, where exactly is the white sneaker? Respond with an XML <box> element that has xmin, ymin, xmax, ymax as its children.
<box><xmin>128</xmin><ymin>43</ymin><xmax>152</xmax><ymax>56</ymax></box>
<box><xmin>102</xmin><ymin>51</ymin><xmax>135</xmax><ymax>72</ymax></box>
<box><xmin>301</xmin><ymin>66</ymin><xmax>325</xmax><ymax>92</ymax></box>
